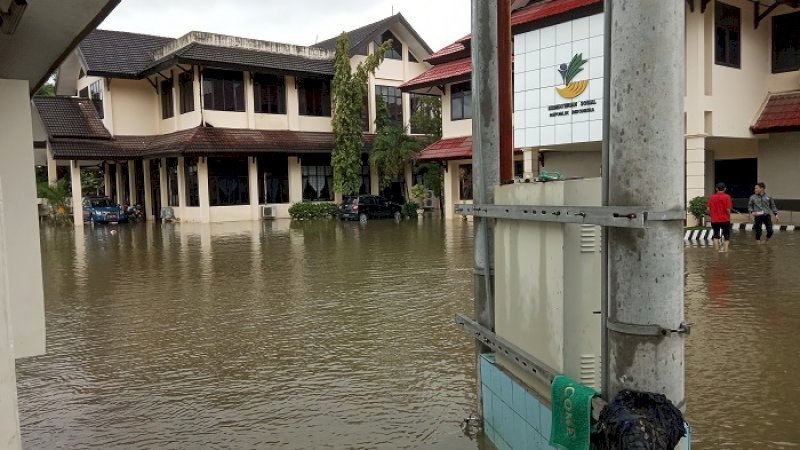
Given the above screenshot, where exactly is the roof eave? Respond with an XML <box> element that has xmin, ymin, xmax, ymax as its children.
<box><xmin>400</xmin><ymin>73</ymin><xmax>471</xmax><ymax>92</ymax></box>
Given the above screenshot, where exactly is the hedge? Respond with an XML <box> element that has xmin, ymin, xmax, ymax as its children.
<box><xmin>288</xmin><ymin>202</ymin><xmax>339</xmax><ymax>220</ymax></box>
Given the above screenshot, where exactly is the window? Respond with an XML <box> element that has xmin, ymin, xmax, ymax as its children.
<box><xmin>459</xmin><ymin>164</ymin><xmax>473</xmax><ymax>200</ymax></box>
<box><xmin>208</xmin><ymin>157</ymin><xmax>250</xmax><ymax>206</ymax></box>
<box><xmin>409</xmin><ymin>52</ymin><xmax>419</xmax><ymax>63</ymax></box>
<box><xmin>89</xmin><ymin>80</ymin><xmax>104</xmax><ymax>119</ymax></box>
<box><xmin>179</xmin><ymin>72</ymin><xmax>194</xmax><ymax>114</ymax></box>
<box><xmin>167</xmin><ymin>158</ymin><xmax>179</xmax><ymax>207</ymax></box>
<box><xmin>203</xmin><ymin>68</ymin><xmax>245</xmax><ymax>112</ymax></box>
<box><xmin>373</xmin><ymin>30</ymin><xmax>402</xmax><ymax>60</ymax></box>
<box><xmin>253</xmin><ymin>73</ymin><xmax>286</xmax><ymax>114</ymax></box>
<box><xmin>160</xmin><ymin>79</ymin><xmax>174</xmax><ymax>119</ymax></box>
<box><xmin>79</xmin><ymin>87</ymin><xmax>89</xmax><ymax>98</ymax></box>
<box><xmin>302</xmin><ymin>156</ymin><xmax>333</xmax><ymax>201</ymax></box>
<box><xmin>715</xmin><ymin>1</ymin><xmax>741</xmax><ymax>68</ymax></box>
<box><xmin>298</xmin><ymin>78</ymin><xmax>332</xmax><ymax>116</ymax></box>
<box><xmin>410</xmin><ymin>94</ymin><xmax>441</xmax><ymax>134</ymax></box>
<box><xmin>773</xmin><ymin>12</ymin><xmax>800</xmax><ymax>73</ymax></box>
<box><xmin>376</xmin><ymin>85</ymin><xmax>403</xmax><ymax>128</ymax></box>
<box><xmin>451</xmin><ymin>82</ymin><xmax>472</xmax><ymax>121</ymax></box>
<box><xmin>184</xmin><ymin>157</ymin><xmax>199</xmax><ymax>207</ymax></box>
<box><xmin>258</xmin><ymin>154</ymin><xmax>289</xmax><ymax>204</ymax></box>
<box><xmin>514</xmin><ymin>160</ymin><xmax>524</xmax><ymax>178</ymax></box>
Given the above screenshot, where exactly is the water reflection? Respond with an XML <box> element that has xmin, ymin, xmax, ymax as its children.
<box><xmin>20</xmin><ymin>218</ymin><xmax>488</xmax><ymax>449</ymax></box>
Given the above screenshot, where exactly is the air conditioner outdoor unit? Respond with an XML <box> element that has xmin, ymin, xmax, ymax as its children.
<box><xmin>261</xmin><ymin>205</ymin><xmax>277</xmax><ymax>220</ymax></box>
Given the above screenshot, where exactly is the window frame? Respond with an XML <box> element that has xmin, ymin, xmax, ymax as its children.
<box><xmin>253</xmin><ymin>73</ymin><xmax>287</xmax><ymax>114</ymax></box>
<box><xmin>450</xmin><ymin>82</ymin><xmax>472</xmax><ymax>121</ymax></box>
<box><xmin>202</xmin><ymin>68</ymin><xmax>246</xmax><ymax>112</ymax></box>
<box><xmin>375</xmin><ymin>85</ymin><xmax>404</xmax><ymax>128</ymax></box>
<box><xmin>160</xmin><ymin>78</ymin><xmax>174</xmax><ymax>119</ymax></box>
<box><xmin>297</xmin><ymin>77</ymin><xmax>332</xmax><ymax>117</ymax></box>
<box><xmin>373</xmin><ymin>30</ymin><xmax>403</xmax><ymax>60</ymax></box>
<box><xmin>89</xmin><ymin>80</ymin><xmax>104</xmax><ymax>119</ymax></box>
<box><xmin>772</xmin><ymin>11</ymin><xmax>800</xmax><ymax>73</ymax></box>
<box><xmin>179</xmin><ymin>72</ymin><xmax>195</xmax><ymax>114</ymax></box>
<box><xmin>714</xmin><ymin>1</ymin><xmax>741</xmax><ymax>68</ymax></box>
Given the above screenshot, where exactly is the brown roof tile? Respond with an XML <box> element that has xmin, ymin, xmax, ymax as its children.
<box><xmin>33</xmin><ymin>96</ymin><xmax>111</xmax><ymax>140</ymax></box>
<box><xmin>80</xmin><ymin>29</ymin><xmax>174</xmax><ymax>78</ymax></box>
<box><xmin>752</xmin><ymin>91</ymin><xmax>800</xmax><ymax>134</ymax></box>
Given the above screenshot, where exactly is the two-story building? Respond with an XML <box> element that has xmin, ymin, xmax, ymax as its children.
<box><xmin>402</xmin><ymin>0</ymin><xmax>800</xmax><ymax>222</ymax></box>
<box><xmin>33</xmin><ymin>13</ymin><xmax>434</xmax><ymax>223</ymax></box>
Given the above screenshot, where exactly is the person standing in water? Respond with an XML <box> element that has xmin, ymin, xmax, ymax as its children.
<box><xmin>748</xmin><ymin>181</ymin><xmax>779</xmax><ymax>244</ymax></box>
<box><xmin>708</xmin><ymin>182</ymin><xmax>733</xmax><ymax>252</ymax></box>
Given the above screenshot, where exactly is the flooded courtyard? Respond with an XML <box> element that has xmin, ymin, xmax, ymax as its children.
<box><xmin>15</xmin><ymin>220</ymin><xmax>800</xmax><ymax>449</ymax></box>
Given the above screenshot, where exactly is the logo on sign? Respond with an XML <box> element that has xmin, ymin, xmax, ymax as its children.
<box><xmin>556</xmin><ymin>53</ymin><xmax>589</xmax><ymax>99</ymax></box>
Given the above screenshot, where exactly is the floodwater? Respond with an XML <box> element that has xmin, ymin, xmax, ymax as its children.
<box><xmin>16</xmin><ymin>221</ymin><xmax>800</xmax><ymax>449</ymax></box>
<box><xmin>19</xmin><ymin>219</ymin><xmax>489</xmax><ymax>449</ymax></box>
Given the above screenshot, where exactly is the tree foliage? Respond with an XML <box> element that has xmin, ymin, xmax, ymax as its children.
<box><xmin>35</xmin><ymin>83</ymin><xmax>55</xmax><ymax>97</ymax></box>
<box><xmin>370</xmin><ymin>97</ymin><xmax>423</xmax><ymax>193</ymax></box>
<box><xmin>331</xmin><ymin>33</ymin><xmax>391</xmax><ymax>196</ymax></box>
<box><xmin>81</xmin><ymin>168</ymin><xmax>105</xmax><ymax>196</ymax></box>
<box><xmin>409</xmin><ymin>94</ymin><xmax>442</xmax><ymax>143</ymax></box>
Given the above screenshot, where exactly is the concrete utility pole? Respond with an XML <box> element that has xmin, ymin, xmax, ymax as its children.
<box><xmin>471</xmin><ymin>0</ymin><xmax>500</xmax><ymax>372</ymax></box>
<box><xmin>605</xmin><ymin>0</ymin><xmax>686</xmax><ymax>406</ymax></box>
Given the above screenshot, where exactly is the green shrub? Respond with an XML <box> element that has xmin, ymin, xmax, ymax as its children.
<box><xmin>687</xmin><ymin>196</ymin><xmax>708</xmax><ymax>223</ymax></box>
<box><xmin>288</xmin><ymin>202</ymin><xmax>338</xmax><ymax>220</ymax></box>
<box><xmin>402</xmin><ymin>202</ymin><xmax>420</xmax><ymax>219</ymax></box>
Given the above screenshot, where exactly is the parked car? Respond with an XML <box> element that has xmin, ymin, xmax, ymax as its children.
<box><xmin>340</xmin><ymin>195</ymin><xmax>402</xmax><ymax>222</ymax></box>
<box><xmin>82</xmin><ymin>196</ymin><xmax>127</xmax><ymax>223</ymax></box>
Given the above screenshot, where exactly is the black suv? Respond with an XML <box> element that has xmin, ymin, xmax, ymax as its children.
<box><xmin>340</xmin><ymin>195</ymin><xmax>402</xmax><ymax>222</ymax></box>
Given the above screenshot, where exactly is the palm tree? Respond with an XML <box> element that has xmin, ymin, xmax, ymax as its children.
<box><xmin>37</xmin><ymin>178</ymin><xmax>71</xmax><ymax>221</ymax></box>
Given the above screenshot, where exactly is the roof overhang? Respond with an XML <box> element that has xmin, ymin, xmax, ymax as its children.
<box><xmin>0</xmin><ymin>0</ymin><xmax>120</xmax><ymax>94</ymax></box>
<box><xmin>751</xmin><ymin>91</ymin><xmax>800</xmax><ymax>134</ymax></box>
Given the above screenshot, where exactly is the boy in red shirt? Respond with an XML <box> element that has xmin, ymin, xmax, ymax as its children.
<box><xmin>708</xmin><ymin>182</ymin><xmax>733</xmax><ymax>252</ymax></box>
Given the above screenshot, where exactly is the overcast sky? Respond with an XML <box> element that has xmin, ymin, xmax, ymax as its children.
<box><xmin>99</xmin><ymin>0</ymin><xmax>471</xmax><ymax>53</ymax></box>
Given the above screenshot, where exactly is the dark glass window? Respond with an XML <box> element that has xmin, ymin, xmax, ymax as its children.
<box><xmin>203</xmin><ymin>68</ymin><xmax>245</xmax><ymax>112</ymax></box>
<box><xmin>302</xmin><ymin>155</ymin><xmax>333</xmax><ymax>201</ymax></box>
<box><xmin>298</xmin><ymin>77</ymin><xmax>332</xmax><ymax>116</ymax></box>
<box><xmin>89</xmin><ymin>80</ymin><xmax>104</xmax><ymax>119</ymax></box>
<box><xmin>179</xmin><ymin>72</ymin><xmax>194</xmax><ymax>114</ymax></box>
<box><xmin>376</xmin><ymin>85</ymin><xmax>403</xmax><ymax>128</ymax></box>
<box><xmin>360</xmin><ymin>156</ymin><xmax>371</xmax><ymax>195</ymax></box>
<box><xmin>184</xmin><ymin>157</ymin><xmax>199</xmax><ymax>207</ymax></box>
<box><xmin>514</xmin><ymin>160</ymin><xmax>524</xmax><ymax>178</ymax></box>
<box><xmin>208</xmin><ymin>157</ymin><xmax>250</xmax><ymax>206</ymax></box>
<box><xmin>253</xmin><ymin>73</ymin><xmax>286</xmax><ymax>114</ymax></box>
<box><xmin>409</xmin><ymin>52</ymin><xmax>419</xmax><ymax>63</ymax></box>
<box><xmin>161</xmin><ymin>79</ymin><xmax>174</xmax><ymax>119</ymax></box>
<box><xmin>773</xmin><ymin>11</ymin><xmax>800</xmax><ymax>73</ymax></box>
<box><xmin>79</xmin><ymin>87</ymin><xmax>89</xmax><ymax>98</ymax></box>
<box><xmin>135</xmin><ymin>161</ymin><xmax>145</xmax><ymax>207</ymax></box>
<box><xmin>149</xmin><ymin>159</ymin><xmax>161</xmax><ymax>217</ymax></box>
<box><xmin>167</xmin><ymin>158</ymin><xmax>179</xmax><ymax>207</ymax></box>
<box><xmin>715</xmin><ymin>1</ymin><xmax>741</xmax><ymax>68</ymax></box>
<box><xmin>459</xmin><ymin>164</ymin><xmax>473</xmax><ymax>200</ymax></box>
<box><xmin>451</xmin><ymin>82</ymin><xmax>472</xmax><ymax>121</ymax></box>
<box><xmin>373</xmin><ymin>30</ymin><xmax>402</xmax><ymax>60</ymax></box>
<box><xmin>258</xmin><ymin>154</ymin><xmax>289</xmax><ymax>204</ymax></box>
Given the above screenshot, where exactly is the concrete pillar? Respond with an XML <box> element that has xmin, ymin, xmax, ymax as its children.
<box><xmin>115</xmin><ymin>162</ymin><xmax>124</xmax><ymax>204</ymax></box>
<box><xmin>128</xmin><ymin>161</ymin><xmax>137</xmax><ymax>205</ymax></box>
<box><xmin>686</xmin><ymin>135</ymin><xmax>707</xmax><ymax>206</ymax></box>
<box><xmin>404</xmin><ymin>163</ymin><xmax>414</xmax><ymax>202</ymax></box>
<box><xmin>288</xmin><ymin>156</ymin><xmax>302</xmax><ymax>203</ymax></box>
<box><xmin>159</xmin><ymin>158</ymin><xmax>168</xmax><ymax>210</ymax></box>
<box><xmin>0</xmin><ymin>182</ymin><xmax>22</xmax><ymax>450</ymax></box>
<box><xmin>606</xmin><ymin>0</ymin><xmax>685</xmax><ymax>404</ymax></box>
<box><xmin>286</xmin><ymin>76</ymin><xmax>299</xmax><ymax>131</ymax></box>
<box><xmin>443</xmin><ymin>161</ymin><xmax>455</xmax><ymax>219</ymax></box>
<box><xmin>70</xmin><ymin>160</ymin><xmax>83</xmax><ymax>228</ymax></box>
<box><xmin>143</xmin><ymin>160</ymin><xmax>154</xmax><ymax>222</ymax></box>
<box><xmin>177</xmin><ymin>157</ymin><xmax>187</xmax><ymax>217</ymax></box>
<box><xmin>370</xmin><ymin>164</ymin><xmax>380</xmax><ymax>195</ymax></box>
<box><xmin>245</xmin><ymin>72</ymin><xmax>256</xmax><ymax>129</ymax></box>
<box><xmin>46</xmin><ymin>146</ymin><xmax>57</xmax><ymax>186</ymax></box>
<box><xmin>0</xmin><ymin>78</ymin><xmax>45</xmax><ymax>360</ymax></box>
<box><xmin>249</xmin><ymin>156</ymin><xmax>259</xmax><ymax>220</ymax></box>
<box><xmin>523</xmin><ymin>149</ymin><xmax>536</xmax><ymax>180</ymax></box>
<box><xmin>198</xmin><ymin>157</ymin><xmax>211</xmax><ymax>223</ymax></box>
<box><xmin>103</xmin><ymin>163</ymin><xmax>111</xmax><ymax>197</ymax></box>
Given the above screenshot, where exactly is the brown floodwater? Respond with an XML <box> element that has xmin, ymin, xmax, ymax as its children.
<box><xmin>15</xmin><ymin>221</ymin><xmax>800</xmax><ymax>449</ymax></box>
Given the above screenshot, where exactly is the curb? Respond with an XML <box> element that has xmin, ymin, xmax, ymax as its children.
<box><xmin>684</xmin><ymin>224</ymin><xmax>797</xmax><ymax>241</ymax></box>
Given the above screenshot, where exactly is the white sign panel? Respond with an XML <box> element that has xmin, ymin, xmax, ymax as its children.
<box><xmin>513</xmin><ymin>13</ymin><xmax>605</xmax><ymax>147</ymax></box>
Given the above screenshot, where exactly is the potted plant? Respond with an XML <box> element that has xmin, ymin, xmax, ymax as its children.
<box><xmin>687</xmin><ymin>196</ymin><xmax>708</xmax><ymax>226</ymax></box>
<box><xmin>410</xmin><ymin>184</ymin><xmax>428</xmax><ymax>215</ymax></box>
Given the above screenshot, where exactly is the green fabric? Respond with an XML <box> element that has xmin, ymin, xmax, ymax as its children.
<box><xmin>537</xmin><ymin>170</ymin><xmax>563</xmax><ymax>181</ymax></box>
<box><xmin>549</xmin><ymin>375</ymin><xmax>597</xmax><ymax>450</ymax></box>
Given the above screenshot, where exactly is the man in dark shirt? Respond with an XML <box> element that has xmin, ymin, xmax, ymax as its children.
<box><xmin>748</xmin><ymin>181</ymin><xmax>779</xmax><ymax>244</ymax></box>
<box><xmin>708</xmin><ymin>182</ymin><xmax>733</xmax><ymax>252</ymax></box>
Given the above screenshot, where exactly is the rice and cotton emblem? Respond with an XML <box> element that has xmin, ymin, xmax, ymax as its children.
<box><xmin>556</xmin><ymin>53</ymin><xmax>589</xmax><ymax>99</ymax></box>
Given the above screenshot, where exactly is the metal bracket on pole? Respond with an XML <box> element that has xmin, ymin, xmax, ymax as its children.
<box><xmin>606</xmin><ymin>320</ymin><xmax>691</xmax><ymax>337</ymax></box>
<box><xmin>455</xmin><ymin>204</ymin><xmax>685</xmax><ymax>229</ymax></box>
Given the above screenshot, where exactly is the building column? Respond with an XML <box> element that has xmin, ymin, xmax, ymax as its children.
<box><xmin>249</xmin><ymin>156</ymin><xmax>259</xmax><ymax>220</ymax></box>
<box><xmin>103</xmin><ymin>163</ymin><xmax>111</xmax><ymax>197</ymax></box>
<box><xmin>370</xmin><ymin>164</ymin><xmax>380</xmax><ymax>195</ymax></box>
<box><xmin>245</xmin><ymin>73</ymin><xmax>256</xmax><ymax>129</ymax></box>
<box><xmin>522</xmin><ymin>148</ymin><xmax>537</xmax><ymax>180</ymax></box>
<box><xmin>128</xmin><ymin>161</ymin><xmax>137</xmax><ymax>205</ymax></box>
<box><xmin>143</xmin><ymin>160</ymin><xmax>154</xmax><ymax>222</ymax></box>
<box><xmin>70</xmin><ymin>160</ymin><xmax>83</xmax><ymax>227</ymax></box>
<box><xmin>686</xmin><ymin>136</ymin><xmax>707</xmax><ymax>225</ymax></box>
<box><xmin>115</xmin><ymin>162</ymin><xmax>124</xmax><ymax>204</ymax></box>
<box><xmin>288</xmin><ymin>156</ymin><xmax>302</xmax><ymax>203</ymax></box>
<box><xmin>198</xmin><ymin>157</ymin><xmax>210</xmax><ymax>223</ymax></box>
<box><xmin>46</xmin><ymin>146</ymin><xmax>57</xmax><ymax>186</ymax></box>
<box><xmin>404</xmin><ymin>163</ymin><xmax>414</xmax><ymax>202</ymax></box>
<box><xmin>159</xmin><ymin>158</ymin><xmax>169</xmax><ymax>213</ymax></box>
<box><xmin>176</xmin><ymin>157</ymin><xmax>187</xmax><ymax>218</ymax></box>
<box><xmin>444</xmin><ymin>161</ymin><xmax>455</xmax><ymax>219</ymax></box>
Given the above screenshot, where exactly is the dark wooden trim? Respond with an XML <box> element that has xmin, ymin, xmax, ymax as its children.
<box><xmin>754</xmin><ymin>1</ymin><xmax>781</xmax><ymax>28</ymax></box>
<box><xmin>511</xmin><ymin>2</ymin><xmax>604</xmax><ymax>35</ymax></box>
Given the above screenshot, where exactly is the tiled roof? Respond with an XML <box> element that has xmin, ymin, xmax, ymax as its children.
<box><xmin>511</xmin><ymin>0</ymin><xmax>603</xmax><ymax>27</ymax></box>
<box><xmin>47</xmin><ymin>127</ymin><xmax>376</xmax><ymax>160</ymax></box>
<box><xmin>313</xmin><ymin>13</ymin><xmax>433</xmax><ymax>55</ymax></box>
<box><xmin>32</xmin><ymin>96</ymin><xmax>111</xmax><ymax>140</ymax></box>
<box><xmin>751</xmin><ymin>91</ymin><xmax>800</xmax><ymax>134</ymax></box>
<box><xmin>426</xmin><ymin>35</ymin><xmax>470</xmax><ymax>65</ymax></box>
<box><xmin>399</xmin><ymin>58</ymin><xmax>472</xmax><ymax>91</ymax></box>
<box><xmin>415</xmin><ymin>136</ymin><xmax>473</xmax><ymax>161</ymax></box>
<box><xmin>79</xmin><ymin>29</ymin><xmax>174</xmax><ymax>78</ymax></box>
<box><xmin>151</xmin><ymin>43</ymin><xmax>335</xmax><ymax>76</ymax></box>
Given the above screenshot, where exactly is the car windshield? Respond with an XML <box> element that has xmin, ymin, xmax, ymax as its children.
<box><xmin>90</xmin><ymin>199</ymin><xmax>114</xmax><ymax>207</ymax></box>
<box><xmin>343</xmin><ymin>197</ymin><xmax>356</xmax><ymax>205</ymax></box>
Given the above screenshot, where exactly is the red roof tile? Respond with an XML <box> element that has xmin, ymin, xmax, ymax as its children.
<box><xmin>399</xmin><ymin>58</ymin><xmax>472</xmax><ymax>91</ymax></box>
<box><xmin>751</xmin><ymin>91</ymin><xmax>800</xmax><ymax>134</ymax></box>
<box><xmin>416</xmin><ymin>136</ymin><xmax>474</xmax><ymax>161</ymax></box>
<box><xmin>426</xmin><ymin>35</ymin><xmax>470</xmax><ymax>65</ymax></box>
<box><xmin>512</xmin><ymin>0</ymin><xmax>602</xmax><ymax>27</ymax></box>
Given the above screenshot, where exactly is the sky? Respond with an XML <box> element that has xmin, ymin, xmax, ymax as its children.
<box><xmin>99</xmin><ymin>0</ymin><xmax>471</xmax><ymax>53</ymax></box>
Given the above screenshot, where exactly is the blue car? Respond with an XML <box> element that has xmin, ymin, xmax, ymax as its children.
<box><xmin>82</xmin><ymin>197</ymin><xmax>127</xmax><ymax>223</ymax></box>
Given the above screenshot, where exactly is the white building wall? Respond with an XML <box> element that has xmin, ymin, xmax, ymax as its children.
<box><xmin>0</xmin><ymin>79</ymin><xmax>46</xmax><ymax>358</ymax></box>
<box><xmin>109</xmin><ymin>79</ymin><xmax>159</xmax><ymax>135</ymax></box>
